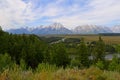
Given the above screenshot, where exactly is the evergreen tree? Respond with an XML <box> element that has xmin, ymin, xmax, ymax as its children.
<box><xmin>51</xmin><ymin>43</ymin><xmax>70</xmax><ymax>67</ymax></box>
<box><xmin>92</xmin><ymin>36</ymin><xmax>105</xmax><ymax>63</ymax></box>
<box><xmin>78</xmin><ymin>38</ymin><xmax>89</xmax><ymax>67</ymax></box>
<box><xmin>0</xmin><ymin>53</ymin><xmax>13</xmax><ymax>71</ymax></box>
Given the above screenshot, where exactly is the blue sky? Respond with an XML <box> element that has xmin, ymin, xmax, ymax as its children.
<box><xmin>0</xmin><ymin>0</ymin><xmax>120</xmax><ymax>30</ymax></box>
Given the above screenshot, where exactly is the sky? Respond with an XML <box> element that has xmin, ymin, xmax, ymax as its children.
<box><xmin>0</xmin><ymin>0</ymin><xmax>120</xmax><ymax>30</ymax></box>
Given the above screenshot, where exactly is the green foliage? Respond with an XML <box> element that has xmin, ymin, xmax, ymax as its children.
<box><xmin>0</xmin><ymin>31</ymin><xmax>49</xmax><ymax>68</ymax></box>
<box><xmin>0</xmin><ymin>53</ymin><xmax>13</xmax><ymax>72</ymax></box>
<box><xmin>36</xmin><ymin>63</ymin><xmax>58</xmax><ymax>72</ymax></box>
<box><xmin>19</xmin><ymin>59</ymin><xmax>26</xmax><ymax>70</ymax></box>
<box><xmin>0</xmin><ymin>31</ymin><xmax>9</xmax><ymax>54</ymax></box>
<box><xmin>115</xmin><ymin>44</ymin><xmax>120</xmax><ymax>54</ymax></box>
<box><xmin>78</xmin><ymin>38</ymin><xmax>89</xmax><ymax>67</ymax></box>
<box><xmin>63</xmin><ymin>38</ymin><xmax>80</xmax><ymax>43</ymax></box>
<box><xmin>108</xmin><ymin>54</ymin><xmax>120</xmax><ymax>72</ymax></box>
<box><xmin>70</xmin><ymin>59</ymin><xmax>80</xmax><ymax>67</ymax></box>
<box><xmin>92</xmin><ymin>36</ymin><xmax>105</xmax><ymax>63</ymax></box>
<box><xmin>50</xmin><ymin>43</ymin><xmax>70</xmax><ymax>67</ymax></box>
<box><xmin>96</xmin><ymin>60</ymin><xmax>104</xmax><ymax>70</ymax></box>
<box><xmin>39</xmin><ymin>37</ymin><xmax>63</xmax><ymax>43</ymax></box>
<box><xmin>0</xmin><ymin>29</ymin><xmax>120</xmax><ymax>73</ymax></box>
<box><xmin>105</xmin><ymin>44</ymin><xmax>116</xmax><ymax>53</ymax></box>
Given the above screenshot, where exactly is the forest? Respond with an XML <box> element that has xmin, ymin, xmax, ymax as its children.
<box><xmin>0</xmin><ymin>28</ymin><xmax>120</xmax><ymax>80</ymax></box>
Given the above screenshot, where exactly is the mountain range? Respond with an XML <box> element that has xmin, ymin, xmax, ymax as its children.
<box><xmin>7</xmin><ymin>23</ymin><xmax>120</xmax><ymax>34</ymax></box>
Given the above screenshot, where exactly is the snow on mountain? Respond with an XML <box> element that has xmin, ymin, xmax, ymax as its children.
<box><xmin>46</xmin><ymin>23</ymin><xmax>64</xmax><ymax>29</ymax></box>
<box><xmin>111</xmin><ymin>25</ymin><xmax>120</xmax><ymax>33</ymax></box>
<box><xmin>31</xmin><ymin>25</ymin><xmax>44</xmax><ymax>34</ymax></box>
<box><xmin>7</xmin><ymin>23</ymin><xmax>120</xmax><ymax>34</ymax></box>
<box><xmin>37</xmin><ymin>23</ymin><xmax>72</xmax><ymax>34</ymax></box>
<box><xmin>73</xmin><ymin>25</ymin><xmax>112</xmax><ymax>34</ymax></box>
<box><xmin>7</xmin><ymin>23</ymin><xmax>72</xmax><ymax>34</ymax></box>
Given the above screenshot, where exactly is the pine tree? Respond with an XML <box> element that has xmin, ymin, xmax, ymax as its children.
<box><xmin>0</xmin><ymin>53</ymin><xmax>13</xmax><ymax>71</ymax></box>
<box><xmin>92</xmin><ymin>36</ymin><xmax>105</xmax><ymax>63</ymax></box>
<box><xmin>78</xmin><ymin>38</ymin><xmax>89</xmax><ymax>67</ymax></box>
<box><xmin>51</xmin><ymin>43</ymin><xmax>70</xmax><ymax>67</ymax></box>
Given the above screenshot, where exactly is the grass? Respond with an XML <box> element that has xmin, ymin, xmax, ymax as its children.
<box><xmin>0</xmin><ymin>65</ymin><xmax>120</xmax><ymax>80</ymax></box>
<box><xmin>44</xmin><ymin>34</ymin><xmax>120</xmax><ymax>44</ymax></box>
<box><xmin>63</xmin><ymin>35</ymin><xmax>120</xmax><ymax>44</ymax></box>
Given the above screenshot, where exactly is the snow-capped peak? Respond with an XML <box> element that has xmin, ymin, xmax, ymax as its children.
<box><xmin>73</xmin><ymin>25</ymin><xmax>112</xmax><ymax>34</ymax></box>
<box><xmin>111</xmin><ymin>25</ymin><xmax>120</xmax><ymax>33</ymax></box>
<box><xmin>46</xmin><ymin>23</ymin><xmax>65</xmax><ymax>30</ymax></box>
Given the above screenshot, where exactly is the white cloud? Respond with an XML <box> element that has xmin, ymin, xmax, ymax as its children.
<box><xmin>0</xmin><ymin>0</ymin><xmax>35</xmax><ymax>30</ymax></box>
<box><xmin>0</xmin><ymin>0</ymin><xmax>120</xmax><ymax>30</ymax></box>
<box><xmin>47</xmin><ymin>0</ymin><xmax>120</xmax><ymax>29</ymax></box>
<box><xmin>0</xmin><ymin>0</ymin><xmax>66</xmax><ymax>30</ymax></box>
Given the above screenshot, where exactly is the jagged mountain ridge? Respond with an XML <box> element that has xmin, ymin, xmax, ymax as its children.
<box><xmin>7</xmin><ymin>23</ymin><xmax>120</xmax><ymax>34</ymax></box>
<box><xmin>7</xmin><ymin>28</ymin><xmax>30</xmax><ymax>34</ymax></box>
<box><xmin>7</xmin><ymin>23</ymin><xmax>72</xmax><ymax>34</ymax></box>
<box><xmin>111</xmin><ymin>25</ymin><xmax>120</xmax><ymax>33</ymax></box>
<box><xmin>73</xmin><ymin>25</ymin><xmax>112</xmax><ymax>34</ymax></box>
<box><xmin>36</xmin><ymin>23</ymin><xmax>72</xmax><ymax>34</ymax></box>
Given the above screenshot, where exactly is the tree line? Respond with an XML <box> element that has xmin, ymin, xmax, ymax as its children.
<box><xmin>0</xmin><ymin>28</ymin><xmax>120</xmax><ymax>72</ymax></box>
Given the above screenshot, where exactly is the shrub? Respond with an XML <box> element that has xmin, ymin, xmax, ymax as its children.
<box><xmin>36</xmin><ymin>63</ymin><xmax>58</xmax><ymax>72</ymax></box>
<box><xmin>96</xmin><ymin>60</ymin><xmax>104</xmax><ymax>70</ymax></box>
<box><xmin>108</xmin><ymin>54</ymin><xmax>120</xmax><ymax>72</ymax></box>
<box><xmin>0</xmin><ymin>53</ymin><xmax>13</xmax><ymax>72</ymax></box>
<box><xmin>70</xmin><ymin>59</ymin><xmax>80</xmax><ymax>68</ymax></box>
<box><xmin>19</xmin><ymin>59</ymin><xmax>26</xmax><ymax>70</ymax></box>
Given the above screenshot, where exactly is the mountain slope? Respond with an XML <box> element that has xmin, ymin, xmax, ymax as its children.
<box><xmin>7</xmin><ymin>23</ymin><xmax>72</xmax><ymax>34</ymax></box>
<box><xmin>7</xmin><ymin>28</ymin><xmax>30</xmax><ymax>34</ymax></box>
<box><xmin>31</xmin><ymin>25</ymin><xmax>44</xmax><ymax>34</ymax></box>
<box><xmin>73</xmin><ymin>25</ymin><xmax>112</xmax><ymax>34</ymax></box>
<box><xmin>111</xmin><ymin>25</ymin><xmax>120</xmax><ymax>33</ymax></box>
<box><xmin>7</xmin><ymin>23</ymin><xmax>120</xmax><ymax>34</ymax></box>
<box><xmin>38</xmin><ymin>23</ymin><xmax>72</xmax><ymax>34</ymax></box>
